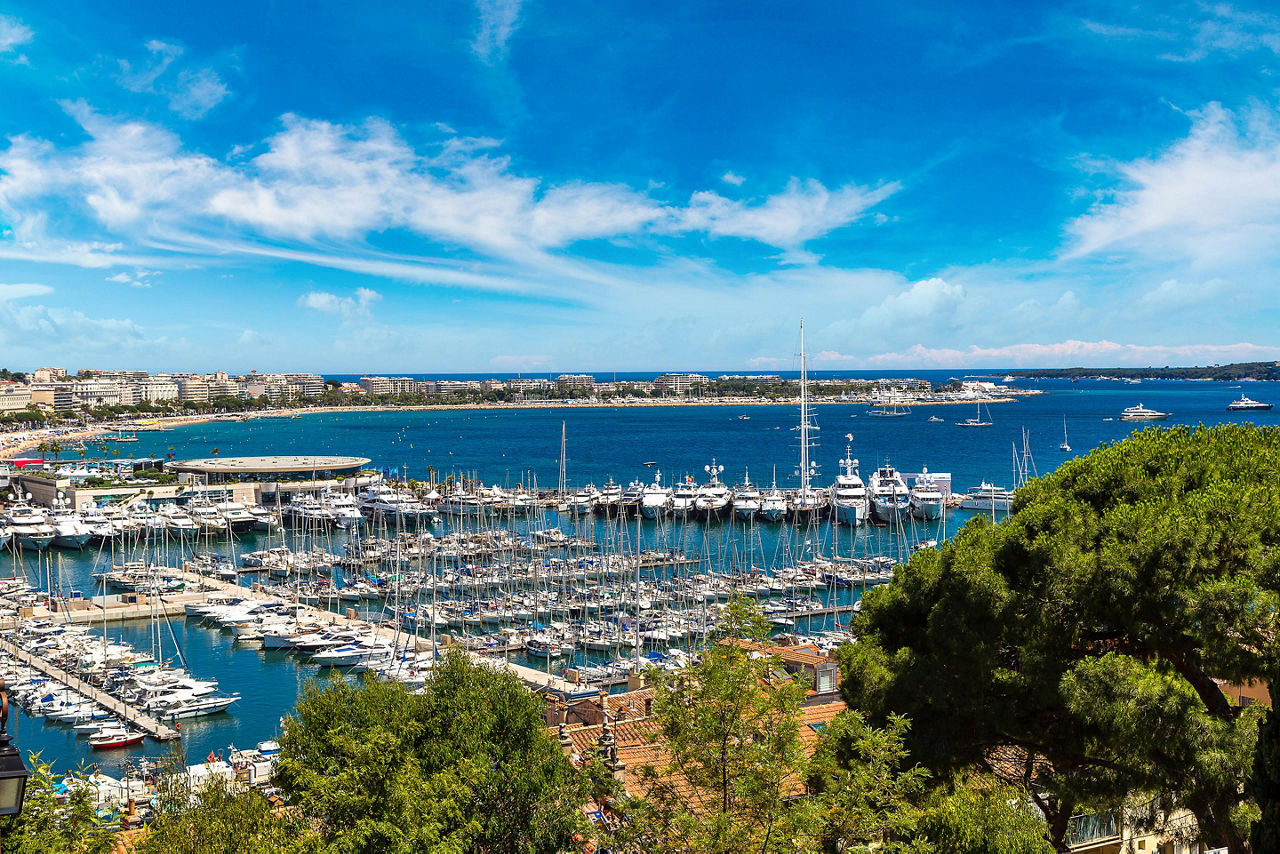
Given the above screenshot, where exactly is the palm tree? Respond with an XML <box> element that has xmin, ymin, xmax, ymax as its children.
<box><xmin>48</xmin><ymin>441</ymin><xmax>62</xmax><ymax>463</ymax></box>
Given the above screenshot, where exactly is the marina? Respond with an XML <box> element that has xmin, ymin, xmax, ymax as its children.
<box><xmin>1</xmin><ymin>373</ymin><xmax>1276</xmax><ymax>770</ymax></box>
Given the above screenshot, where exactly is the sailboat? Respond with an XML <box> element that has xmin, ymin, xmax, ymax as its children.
<box><xmin>790</xmin><ymin>320</ymin><xmax>827</xmax><ymax>519</ymax></box>
<box><xmin>955</xmin><ymin>400</ymin><xmax>993</xmax><ymax>428</ymax></box>
<box><xmin>1059</xmin><ymin>417</ymin><xmax>1071</xmax><ymax>452</ymax></box>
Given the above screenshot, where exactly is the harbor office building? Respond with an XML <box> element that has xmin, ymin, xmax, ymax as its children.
<box><xmin>169</xmin><ymin>455</ymin><xmax>376</xmax><ymax>505</ymax></box>
<box><xmin>14</xmin><ymin>455</ymin><xmax>377</xmax><ymax>510</ymax></box>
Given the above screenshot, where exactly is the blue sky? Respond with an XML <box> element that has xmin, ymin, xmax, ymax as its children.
<box><xmin>1</xmin><ymin>0</ymin><xmax>1279</xmax><ymax>372</ymax></box>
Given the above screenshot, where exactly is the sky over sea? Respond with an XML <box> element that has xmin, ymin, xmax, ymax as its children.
<box><xmin>0</xmin><ymin>1</ymin><xmax>1278</xmax><ymax>373</ymax></box>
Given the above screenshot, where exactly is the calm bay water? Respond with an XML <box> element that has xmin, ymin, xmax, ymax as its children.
<box><xmin>11</xmin><ymin>376</ymin><xmax>1276</xmax><ymax>771</ymax></box>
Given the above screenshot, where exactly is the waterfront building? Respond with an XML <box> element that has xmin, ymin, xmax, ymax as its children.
<box><xmin>508</xmin><ymin>378</ymin><xmax>554</xmax><ymax>393</ymax></box>
<box><xmin>556</xmin><ymin>374</ymin><xmax>595</xmax><ymax>392</ymax></box>
<box><xmin>653</xmin><ymin>372</ymin><xmax>710</xmax><ymax>395</ymax></box>
<box><xmin>359</xmin><ymin>376</ymin><xmax>417</xmax><ymax>395</ymax></box>
<box><xmin>30</xmin><ymin>382</ymin><xmax>76</xmax><ymax>411</ymax></box>
<box><xmin>177</xmin><ymin>378</ymin><xmax>211</xmax><ymax>402</ymax></box>
<box><xmin>717</xmin><ymin>374</ymin><xmax>783</xmax><ymax>383</ymax></box>
<box><xmin>0</xmin><ymin>382</ymin><xmax>33</xmax><ymax>412</ymax></box>
<box><xmin>135</xmin><ymin>379</ymin><xmax>181</xmax><ymax>401</ymax></box>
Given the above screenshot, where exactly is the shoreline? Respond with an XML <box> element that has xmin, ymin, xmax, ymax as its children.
<box><xmin>0</xmin><ymin>395</ymin><xmax>1029</xmax><ymax>461</ymax></box>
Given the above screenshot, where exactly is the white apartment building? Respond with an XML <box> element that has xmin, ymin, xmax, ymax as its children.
<box><xmin>653</xmin><ymin>372</ymin><xmax>710</xmax><ymax>394</ymax></box>
<box><xmin>0</xmin><ymin>383</ymin><xmax>33</xmax><ymax>412</ymax></box>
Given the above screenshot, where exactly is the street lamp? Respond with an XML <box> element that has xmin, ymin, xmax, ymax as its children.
<box><xmin>0</xmin><ymin>678</ymin><xmax>29</xmax><ymax>822</ymax></box>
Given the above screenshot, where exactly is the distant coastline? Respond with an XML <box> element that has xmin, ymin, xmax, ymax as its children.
<box><xmin>1004</xmin><ymin>361</ymin><xmax>1280</xmax><ymax>382</ymax></box>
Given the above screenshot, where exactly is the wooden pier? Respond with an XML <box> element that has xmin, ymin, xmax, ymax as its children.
<box><xmin>0</xmin><ymin>638</ymin><xmax>181</xmax><ymax>741</ymax></box>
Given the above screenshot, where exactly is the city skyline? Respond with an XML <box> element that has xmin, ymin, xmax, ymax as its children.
<box><xmin>1</xmin><ymin>1</ymin><xmax>1279</xmax><ymax>371</ymax></box>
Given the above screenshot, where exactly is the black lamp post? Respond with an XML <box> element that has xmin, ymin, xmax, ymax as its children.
<box><xmin>0</xmin><ymin>677</ymin><xmax>30</xmax><ymax>826</ymax></box>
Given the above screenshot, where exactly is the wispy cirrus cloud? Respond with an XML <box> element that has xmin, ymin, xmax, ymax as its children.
<box><xmin>0</xmin><ymin>282</ymin><xmax>52</xmax><ymax>301</ymax></box>
<box><xmin>472</xmin><ymin>0</ymin><xmax>523</xmax><ymax>64</ymax></box>
<box><xmin>1065</xmin><ymin>102</ymin><xmax>1280</xmax><ymax>268</ymax></box>
<box><xmin>0</xmin><ymin>105</ymin><xmax>896</xmax><ymax>297</ymax></box>
<box><xmin>0</xmin><ymin>14</ymin><xmax>32</xmax><ymax>59</ymax></box>
<box><xmin>116</xmin><ymin>40</ymin><xmax>229</xmax><ymax>118</ymax></box>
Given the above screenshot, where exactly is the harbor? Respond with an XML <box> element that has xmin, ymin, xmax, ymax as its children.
<box><xmin>0</xmin><ymin>373</ymin><xmax>1275</xmax><ymax>770</ymax></box>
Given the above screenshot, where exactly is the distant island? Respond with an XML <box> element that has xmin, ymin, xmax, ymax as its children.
<box><xmin>1005</xmin><ymin>361</ymin><xmax>1280</xmax><ymax>381</ymax></box>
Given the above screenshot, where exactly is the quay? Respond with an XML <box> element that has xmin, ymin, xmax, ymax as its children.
<box><xmin>0</xmin><ymin>637</ymin><xmax>181</xmax><ymax>741</ymax></box>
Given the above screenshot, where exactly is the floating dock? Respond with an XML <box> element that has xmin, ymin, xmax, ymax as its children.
<box><xmin>0</xmin><ymin>638</ymin><xmax>181</xmax><ymax>741</ymax></box>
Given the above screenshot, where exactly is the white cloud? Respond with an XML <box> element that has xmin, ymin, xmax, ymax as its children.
<box><xmin>117</xmin><ymin>41</ymin><xmax>228</xmax><ymax>118</ymax></box>
<box><xmin>0</xmin><ymin>282</ymin><xmax>52</xmax><ymax>300</ymax></box>
<box><xmin>472</xmin><ymin>0</ymin><xmax>523</xmax><ymax>64</ymax></box>
<box><xmin>678</xmin><ymin>178</ymin><xmax>899</xmax><ymax>251</ymax></box>
<box><xmin>169</xmin><ymin>68</ymin><xmax>230</xmax><ymax>119</ymax></box>
<box><xmin>104</xmin><ymin>268</ymin><xmax>156</xmax><ymax>288</ymax></box>
<box><xmin>297</xmin><ymin>287</ymin><xmax>381</xmax><ymax>321</ymax></box>
<box><xmin>0</xmin><ymin>14</ymin><xmax>33</xmax><ymax>56</ymax></box>
<box><xmin>1065</xmin><ymin>102</ymin><xmax>1280</xmax><ymax>268</ymax></box>
<box><xmin>721</xmin><ymin>171</ymin><xmax>745</xmax><ymax>186</ymax></box>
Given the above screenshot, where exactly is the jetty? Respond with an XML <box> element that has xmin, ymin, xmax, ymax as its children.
<box><xmin>0</xmin><ymin>637</ymin><xmax>181</xmax><ymax>741</ymax></box>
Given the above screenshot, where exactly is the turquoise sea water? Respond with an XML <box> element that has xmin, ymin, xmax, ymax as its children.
<box><xmin>9</xmin><ymin>375</ymin><xmax>1277</xmax><ymax>772</ymax></box>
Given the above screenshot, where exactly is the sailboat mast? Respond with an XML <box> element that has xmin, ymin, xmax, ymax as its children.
<box><xmin>799</xmin><ymin>319</ymin><xmax>810</xmax><ymax>493</ymax></box>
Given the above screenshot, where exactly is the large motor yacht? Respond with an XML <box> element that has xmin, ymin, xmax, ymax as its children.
<box><xmin>1119</xmin><ymin>403</ymin><xmax>1170</xmax><ymax>421</ymax></box>
<box><xmin>868</xmin><ymin>465</ymin><xmax>909</xmax><ymax>524</ymax></box>
<box><xmin>830</xmin><ymin>445</ymin><xmax>869</xmax><ymax>526</ymax></box>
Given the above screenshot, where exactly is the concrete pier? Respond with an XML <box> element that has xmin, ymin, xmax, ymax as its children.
<box><xmin>0</xmin><ymin>638</ymin><xmax>181</xmax><ymax>740</ymax></box>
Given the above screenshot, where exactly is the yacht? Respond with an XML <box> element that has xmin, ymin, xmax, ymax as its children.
<box><xmin>759</xmin><ymin>471</ymin><xmax>787</xmax><ymax>522</ymax></box>
<box><xmin>830</xmin><ymin>444</ymin><xmax>868</xmax><ymax>526</ymax></box>
<box><xmin>359</xmin><ymin>483</ymin><xmax>436</xmax><ymax>524</ymax></box>
<box><xmin>1227</xmin><ymin>395</ymin><xmax>1273</xmax><ymax>412</ymax></box>
<box><xmin>320</xmin><ymin>490</ymin><xmax>364</xmax><ymax>529</ymax></box>
<box><xmin>594</xmin><ymin>479</ymin><xmax>624</xmax><ymax>516</ymax></box>
<box><xmin>868</xmin><ymin>465</ymin><xmax>909</xmax><ymax>524</ymax></box>
<box><xmin>214</xmin><ymin>500</ymin><xmax>258</xmax><ymax>534</ymax></box>
<box><xmin>958</xmin><ymin>482</ymin><xmax>1014</xmax><ymax>512</ymax></box>
<box><xmin>670</xmin><ymin>478</ymin><xmax>698</xmax><ymax>519</ymax></box>
<box><xmin>566</xmin><ymin>484</ymin><xmax>599</xmax><ymax>515</ymax></box>
<box><xmin>620</xmin><ymin>479</ymin><xmax>645</xmax><ymax>516</ymax></box>
<box><xmin>639</xmin><ymin>472</ymin><xmax>672</xmax><ymax>519</ymax></box>
<box><xmin>187</xmin><ymin>501</ymin><xmax>230</xmax><ymax>537</ymax></box>
<box><xmin>0</xmin><ymin>524</ymin><xmax>11</xmax><ymax>552</ymax></box>
<box><xmin>694</xmin><ymin>460</ymin><xmax>731</xmax><ymax>520</ymax></box>
<box><xmin>48</xmin><ymin>499</ymin><xmax>92</xmax><ymax>550</ymax></box>
<box><xmin>955</xmin><ymin>400</ymin><xmax>993</xmax><ymax>428</ymax></box>
<box><xmin>1119</xmin><ymin>403</ymin><xmax>1169</xmax><ymax>421</ymax></box>
<box><xmin>731</xmin><ymin>470</ymin><xmax>761</xmax><ymax>521</ymax></box>
<box><xmin>439</xmin><ymin>487</ymin><xmax>487</xmax><ymax>517</ymax></box>
<box><xmin>282</xmin><ymin>494</ymin><xmax>334</xmax><ymax>528</ymax></box>
<box><xmin>908</xmin><ymin>469</ymin><xmax>945</xmax><ymax>521</ymax></box>
<box><xmin>247</xmin><ymin>504</ymin><xmax>279</xmax><ymax>531</ymax></box>
<box><xmin>155</xmin><ymin>503</ymin><xmax>200</xmax><ymax>539</ymax></box>
<box><xmin>789</xmin><ymin>319</ymin><xmax>826</xmax><ymax>522</ymax></box>
<box><xmin>5</xmin><ymin>500</ymin><xmax>55</xmax><ymax>551</ymax></box>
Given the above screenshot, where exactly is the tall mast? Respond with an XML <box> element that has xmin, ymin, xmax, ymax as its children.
<box><xmin>799</xmin><ymin>319</ymin><xmax>812</xmax><ymax>493</ymax></box>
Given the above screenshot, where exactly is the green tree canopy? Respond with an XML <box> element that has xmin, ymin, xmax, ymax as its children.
<box><xmin>275</xmin><ymin>651</ymin><xmax>589</xmax><ymax>854</ymax></box>
<box><xmin>841</xmin><ymin>423</ymin><xmax>1280</xmax><ymax>852</ymax></box>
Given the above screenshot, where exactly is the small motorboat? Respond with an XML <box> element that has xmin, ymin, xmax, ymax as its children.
<box><xmin>88</xmin><ymin>727</ymin><xmax>145</xmax><ymax>749</ymax></box>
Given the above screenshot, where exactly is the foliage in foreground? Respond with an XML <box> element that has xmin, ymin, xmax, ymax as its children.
<box><xmin>842</xmin><ymin>423</ymin><xmax>1280</xmax><ymax>852</ymax></box>
<box><xmin>275</xmin><ymin>650</ymin><xmax>590</xmax><ymax>854</ymax></box>
<box><xmin>3</xmin><ymin>754</ymin><xmax>114</xmax><ymax>854</ymax></box>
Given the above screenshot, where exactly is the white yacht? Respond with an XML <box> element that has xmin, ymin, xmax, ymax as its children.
<box><xmin>283</xmin><ymin>494</ymin><xmax>334</xmax><ymax>528</ymax></box>
<box><xmin>1227</xmin><ymin>395</ymin><xmax>1272</xmax><ymax>412</ymax></box>
<box><xmin>731</xmin><ymin>470</ymin><xmax>761</xmax><ymax>521</ymax></box>
<box><xmin>1119</xmin><ymin>403</ymin><xmax>1169</xmax><ymax>421</ymax></box>
<box><xmin>214</xmin><ymin>500</ymin><xmax>258</xmax><ymax>534</ymax></box>
<box><xmin>868</xmin><ymin>464</ymin><xmax>909</xmax><ymax>524</ymax></box>
<box><xmin>187</xmin><ymin>501</ymin><xmax>230</xmax><ymax>537</ymax></box>
<box><xmin>908</xmin><ymin>468</ymin><xmax>945</xmax><ymax>521</ymax></box>
<box><xmin>594</xmin><ymin>479</ymin><xmax>624</xmax><ymax>516</ymax></box>
<box><xmin>49</xmin><ymin>498</ymin><xmax>92</xmax><ymax>549</ymax></box>
<box><xmin>5</xmin><ymin>500</ymin><xmax>56</xmax><ymax>551</ymax></box>
<box><xmin>958</xmin><ymin>482</ymin><xmax>1014</xmax><ymax>512</ymax></box>
<box><xmin>694</xmin><ymin>460</ymin><xmax>731</xmax><ymax>520</ymax></box>
<box><xmin>759</xmin><ymin>471</ymin><xmax>787</xmax><ymax>522</ymax></box>
<box><xmin>320</xmin><ymin>490</ymin><xmax>364</xmax><ymax>529</ymax></box>
<box><xmin>639</xmin><ymin>472</ymin><xmax>672</xmax><ymax>519</ymax></box>
<box><xmin>565</xmin><ymin>484</ymin><xmax>599</xmax><ymax>515</ymax></box>
<box><xmin>669</xmin><ymin>479</ymin><xmax>698</xmax><ymax>519</ymax></box>
<box><xmin>620</xmin><ymin>479</ymin><xmax>645</xmax><ymax>516</ymax></box>
<box><xmin>0</xmin><ymin>524</ymin><xmax>11</xmax><ymax>552</ymax></box>
<box><xmin>155</xmin><ymin>503</ymin><xmax>200</xmax><ymax>539</ymax></box>
<box><xmin>830</xmin><ymin>444</ymin><xmax>868</xmax><ymax>526</ymax></box>
<box><xmin>439</xmin><ymin>486</ymin><xmax>488</xmax><ymax>517</ymax></box>
<box><xmin>359</xmin><ymin>483</ymin><xmax>436</xmax><ymax>523</ymax></box>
